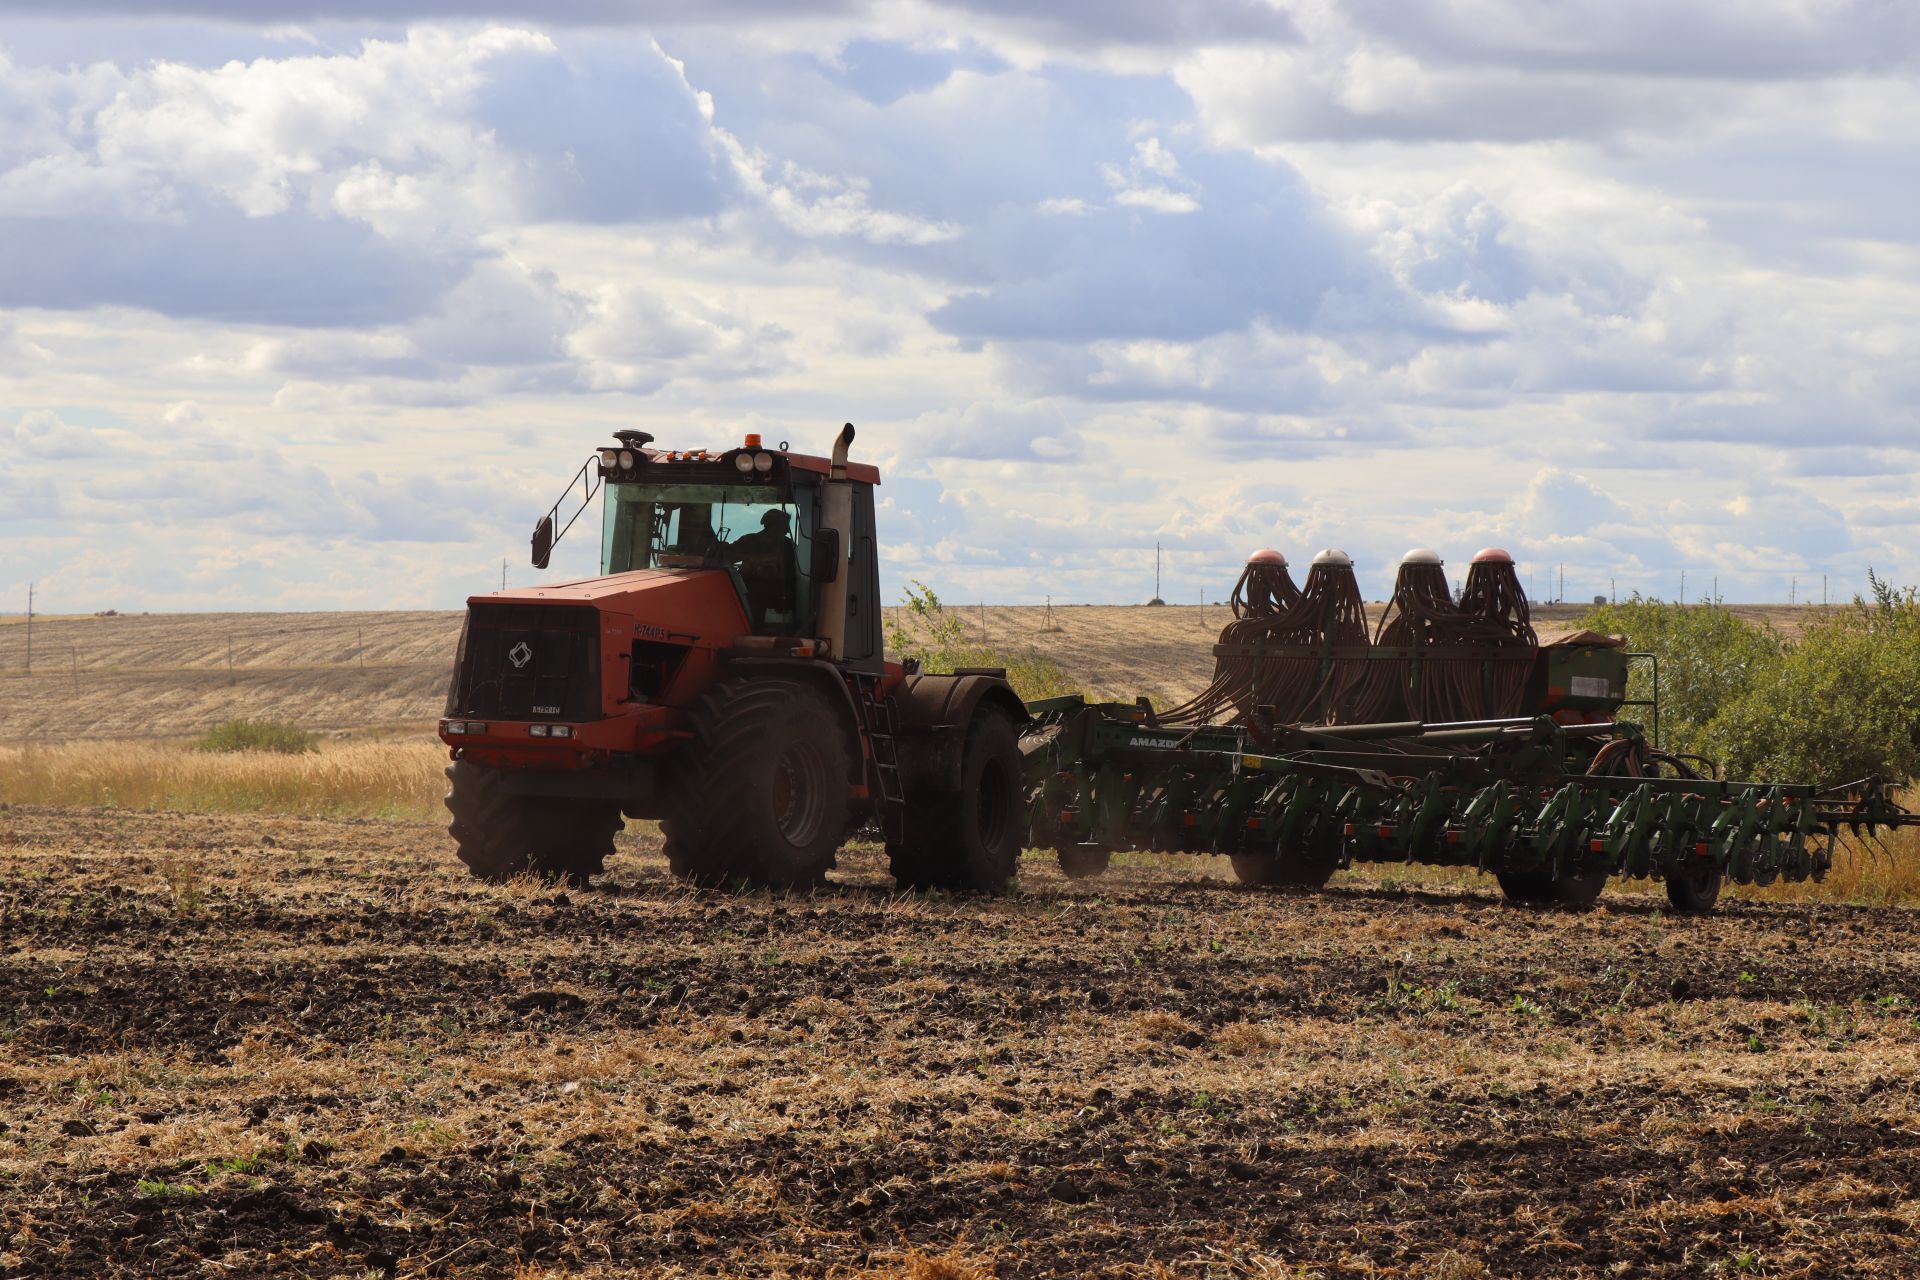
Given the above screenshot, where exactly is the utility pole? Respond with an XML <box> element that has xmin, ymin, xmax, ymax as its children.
<box><xmin>23</xmin><ymin>582</ymin><xmax>31</xmax><ymax>674</ymax></box>
<box><xmin>501</xmin><ymin>559</ymin><xmax>507</xmax><ymax>591</ymax></box>
<box><xmin>1790</xmin><ymin>576</ymin><xmax>1796</xmax><ymax>606</ymax></box>
<box><xmin>1823</xmin><ymin>574</ymin><xmax>1828</xmax><ymax>607</ymax></box>
<box><xmin>1155</xmin><ymin>542</ymin><xmax>1162</xmax><ymax>603</ymax></box>
<box><xmin>1610</xmin><ymin>576</ymin><xmax>1616</xmax><ymax>605</ymax></box>
<box><xmin>1558</xmin><ymin>564</ymin><xmax>1564</xmax><ymax>604</ymax></box>
<box><xmin>1712</xmin><ymin>575</ymin><xmax>1718</xmax><ymax>606</ymax></box>
<box><xmin>1680</xmin><ymin>570</ymin><xmax>1685</xmax><ymax>605</ymax></box>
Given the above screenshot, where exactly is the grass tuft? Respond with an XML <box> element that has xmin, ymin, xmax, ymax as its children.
<box><xmin>192</xmin><ymin>718</ymin><xmax>318</xmax><ymax>755</ymax></box>
<box><xmin>859</xmin><ymin>1249</ymin><xmax>994</xmax><ymax>1280</ymax></box>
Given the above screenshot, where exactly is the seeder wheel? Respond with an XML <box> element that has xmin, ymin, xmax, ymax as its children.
<box><xmin>1230</xmin><ymin>849</ymin><xmax>1337</xmax><ymax>889</ymax></box>
<box><xmin>1496</xmin><ymin>870</ymin><xmax>1606</xmax><ymax>909</ymax></box>
<box><xmin>1056</xmin><ymin>847</ymin><xmax>1112</xmax><ymax>880</ymax></box>
<box><xmin>1665</xmin><ymin>861</ymin><xmax>1724</xmax><ymax>914</ymax></box>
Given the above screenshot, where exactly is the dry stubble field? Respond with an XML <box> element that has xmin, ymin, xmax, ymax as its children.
<box><xmin>5</xmin><ymin>808</ymin><xmax>1920</xmax><ymax>1278</ymax></box>
<box><xmin>3</xmin><ymin>606</ymin><xmax>1918</xmax><ymax>1277</ymax></box>
<box><xmin>0</xmin><ymin>604</ymin><xmax>1838</xmax><ymax>741</ymax></box>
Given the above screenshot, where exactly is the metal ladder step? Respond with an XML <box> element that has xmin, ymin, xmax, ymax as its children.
<box><xmin>857</xmin><ymin>680</ymin><xmax>906</xmax><ymax>843</ymax></box>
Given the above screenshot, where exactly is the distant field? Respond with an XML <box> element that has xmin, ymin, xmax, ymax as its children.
<box><xmin>0</xmin><ymin>602</ymin><xmax>1838</xmax><ymax>743</ymax></box>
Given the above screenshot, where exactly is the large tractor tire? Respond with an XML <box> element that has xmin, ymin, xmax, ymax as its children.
<box><xmin>444</xmin><ymin>760</ymin><xmax>622</xmax><ymax>884</ymax></box>
<box><xmin>1496</xmin><ymin>869</ymin><xmax>1607</xmax><ymax>909</ymax></box>
<box><xmin>889</xmin><ymin>708</ymin><xmax>1024</xmax><ymax>894</ymax></box>
<box><xmin>662</xmin><ymin>676</ymin><xmax>851</xmax><ymax>889</ymax></box>
<box><xmin>1665</xmin><ymin>861</ymin><xmax>1724</xmax><ymax>914</ymax></box>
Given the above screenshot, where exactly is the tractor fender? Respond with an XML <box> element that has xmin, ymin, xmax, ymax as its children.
<box><xmin>716</xmin><ymin>656</ymin><xmax>866</xmax><ymax>790</ymax></box>
<box><xmin>891</xmin><ymin>672</ymin><xmax>1029</xmax><ymax>793</ymax></box>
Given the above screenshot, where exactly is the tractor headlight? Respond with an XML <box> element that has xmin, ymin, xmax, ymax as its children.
<box><xmin>733</xmin><ymin>452</ymin><xmax>755</xmax><ymax>473</ymax></box>
<box><xmin>753</xmin><ymin>452</ymin><xmax>774</xmax><ymax>473</ymax></box>
<box><xmin>599</xmin><ymin>448</ymin><xmax>618</xmax><ymax>469</ymax></box>
<box><xmin>618</xmin><ymin>450</ymin><xmax>635</xmax><ymax>469</ymax></box>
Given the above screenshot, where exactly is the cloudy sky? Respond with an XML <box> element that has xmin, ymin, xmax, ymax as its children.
<box><xmin>3</xmin><ymin>1</ymin><xmax>1917</xmax><ymax>613</ymax></box>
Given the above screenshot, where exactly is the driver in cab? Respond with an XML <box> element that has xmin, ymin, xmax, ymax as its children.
<box><xmin>728</xmin><ymin>509</ymin><xmax>798</xmax><ymax>626</ymax></box>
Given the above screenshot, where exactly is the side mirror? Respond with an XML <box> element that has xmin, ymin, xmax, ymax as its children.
<box><xmin>531</xmin><ymin>514</ymin><xmax>554</xmax><ymax>570</ymax></box>
<box><xmin>811</xmin><ymin>528</ymin><xmax>841</xmax><ymax>584</ymax></box>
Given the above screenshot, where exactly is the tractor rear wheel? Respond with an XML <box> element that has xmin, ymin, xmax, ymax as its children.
<box><xmin>1056</xmin><ymin>847</ymin><xmax>1112</xmax><ymax>880</ymax></box>
<box><xmin>662</xmin><ymin>677</ymin><xmax>851</xmax><ymax>889</ymax></box>
<box><xmin>1497</xmin><ymin>869</ymin><xmax>1607</xmax><ymax>909</ymax></box>
<box><xmin>1665</xmin><ymin>861</ymin><xmax>1724</xmax><ymax>914</ymax></box>
<box><xmin>444</xmin><ymin>760</ymin><xmax>622</xmax><ymax>884</ymax></box>
<box><xmin>889</xmin><ymin>709</ymin><xmax>1024</xmax><ymax>894</ymax></box>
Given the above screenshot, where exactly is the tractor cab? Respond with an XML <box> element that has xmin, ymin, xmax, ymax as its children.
<box><xmin>600</xmin><ymin>460</ymin><xmax>818</xmax><ymax>636</ymax></box>
<box><xmin>530</xmin><ymin>427</ymin><xmax>884</xmax><ymax>671</ymax></box>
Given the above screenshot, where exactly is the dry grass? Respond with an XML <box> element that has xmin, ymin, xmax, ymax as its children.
<box><xmin>1727</xmin><ymin>826</ymin><xmax>1920</xmax><ymax>906</ymax></box>
<box><xmin>0</xmin><ymin>738</ymin><xmax>448</xmax><ymax>820</ymax></box>
<box><xmin>6</xmin><ymin>739</ymin><xmax>1918</xmax><ymax>906</ymax></box>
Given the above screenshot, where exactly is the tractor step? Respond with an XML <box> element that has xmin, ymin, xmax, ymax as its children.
<box><xmin>855</xmin><ymin>678</ymin><xmax>906</xmax><ymax>844</ymax></box>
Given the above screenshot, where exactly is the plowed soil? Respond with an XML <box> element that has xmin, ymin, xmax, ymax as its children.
<box><xmin>5</xmin><ymin>804</ymin><xmax>1919</xmax><ymax>1278</ymax></box>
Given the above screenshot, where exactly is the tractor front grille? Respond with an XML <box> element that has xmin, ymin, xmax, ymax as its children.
<box><xmin>446</xmin><ymin>603</ymin><xmax>601</xmax><ymax>721</ymax></box>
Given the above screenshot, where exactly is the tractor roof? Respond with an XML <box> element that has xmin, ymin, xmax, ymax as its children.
<box><xmin>641</xmin><ymin>448</ymin><xmax>880</xmax><ymax>485</ymax></box>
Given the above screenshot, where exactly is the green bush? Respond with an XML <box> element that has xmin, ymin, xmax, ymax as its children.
<box><xmin>1710</xmin><ymin>575</ymin><xmax>1920</xmax><ymax>784</ymax></box>
<box><xmin>886</xmin><ymin>581</ymin><xmax>1076</xmax><ymax>703</ymax></box>
<box><xmin>192</xmin><ymin>719</ymin><xmax>318</xmax><ymax>755</ymax></box>
<box><xmin>1579</xmin><ymin>577</ymin><xmax>1920</xmax><ymax>785</ymax></box>
<box><xmin>1575</xmin><ymin>597</ymin><xmax>1783</xmax><ymax>759</ymax></box>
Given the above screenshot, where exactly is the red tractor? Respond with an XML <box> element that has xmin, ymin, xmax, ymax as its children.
<box><xmin>439</xmin><ymin>425</ymin><xmax>1029</xmax><ymax>892</ymax></box>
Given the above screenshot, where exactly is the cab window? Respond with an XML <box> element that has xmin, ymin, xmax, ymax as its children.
<box><xmin>601</xmin><ymin>481</ymin><xmax>819</xmax><ymax>635</ymax></box>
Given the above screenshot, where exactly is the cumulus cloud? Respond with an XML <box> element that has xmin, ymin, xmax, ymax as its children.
<box><xmin>1180</xmin><ymin>2</ymin><xmax>1919</xmax><ymax>148</ymax></box>
<box><xmin>931</xmin><ymin>137</ymin><xmax>1383</xmax><ymax>344</ymax></box>
<box><xmin>3</xmin><ymin>8</ymin><xmax>1919</xmax><ymax>611</ymax></box>
<box><xmin>1341</xmin><ymin>0</ymin><xmax>1920</xmax><ymax>81</ymax></box>
<box><xmin>6</xmin><ymin>408</ymin><xmax>110</xmax><ymax>459</ymax></box>
<box><xmin>564</xmin><ymin>283</ymin><xmax>792</xmax><ymax>393</ymax></box>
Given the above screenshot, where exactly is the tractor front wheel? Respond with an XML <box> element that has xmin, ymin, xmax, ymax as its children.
<box><xmin>662</xmin><ymin>677</ymin><xmax>851</xmax><ymax>889</ymax></box>
<box><xmin>444</xmin><ymin>760</ymin><xmax>622</xmax><ymax>884</ymax></box>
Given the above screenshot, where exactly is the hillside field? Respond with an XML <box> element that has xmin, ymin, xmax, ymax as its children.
<box><xmin>0</xmin><ymin>603</ymin><xmax>1836</xmax><ymax>743</ymax></box>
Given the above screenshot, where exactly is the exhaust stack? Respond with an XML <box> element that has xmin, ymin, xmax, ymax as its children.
<box><xmin>817</xmin><ymin>423</ymin><xmax>856</xmax><ymax>658</ymax></box>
